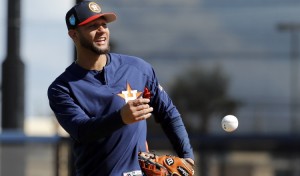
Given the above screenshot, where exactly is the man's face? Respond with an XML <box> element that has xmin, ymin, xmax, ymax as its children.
<box><xmin>76</xmin><ymin>18</ymin><xmax>110</xmax><ymax>55</ymax></box>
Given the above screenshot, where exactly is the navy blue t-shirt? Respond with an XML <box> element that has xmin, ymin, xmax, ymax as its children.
<box><xmin>48</xmin><ymin>53</ymin><xmax>194</xmax><ymax>175</ymax></box>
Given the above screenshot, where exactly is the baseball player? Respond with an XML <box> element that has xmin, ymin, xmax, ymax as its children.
<box><xmin>47</xmin><ymin>1</ymin><xmax>194</xmax><ymax>175</ymax></box>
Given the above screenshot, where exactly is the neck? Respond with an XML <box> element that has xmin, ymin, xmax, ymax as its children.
<box><xmin>76</xmin><ymin>52</ymin><xmax>107</xmax><ymax>71</ymax></box>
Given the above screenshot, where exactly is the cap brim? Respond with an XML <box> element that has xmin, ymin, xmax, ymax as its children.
<box><xmin>78</xmin><ymin>13</ymin><xmax>117</xmax><ymax>26</ymax></box>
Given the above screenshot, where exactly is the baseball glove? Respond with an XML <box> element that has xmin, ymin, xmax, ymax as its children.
<box><xmin>138</xmin><ymin>152</ymin><xmax>195</xmax><ymax>176</ymax></box>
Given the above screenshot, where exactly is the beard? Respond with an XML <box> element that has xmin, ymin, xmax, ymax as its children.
<box><xmin>78</xmin><ymin>33</ymin><xmax>110</xmax><ymax>55</ymax></box>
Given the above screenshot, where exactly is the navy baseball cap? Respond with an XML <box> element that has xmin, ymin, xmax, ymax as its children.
<box><xmin>66</xmin><ymin>1</ymin><xmax>117</xmax><ymax>30</ymax></box>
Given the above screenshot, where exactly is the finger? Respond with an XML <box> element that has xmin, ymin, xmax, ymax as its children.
<box><xmin>137</xmin><ymin>112</ymin><xmax>152</xmax><ymax>121</ymax></box>
<box><xmin>137</xmin><ymin>107</ymin><xmax>153</xmax><ymax>119</ymax></box>
<box><xmin>132</xmin><ymin>98</ymin><xmax>150</xmax><ymax>106</ymax></box>
<box><xmin>135</xmin><ymin>104</ymin><xmax>150</xmax><ymax>111</ymax></box>
<box><xmin>133</xmin><ymin>106</ymin><xmax>153</xmax><ymax>117</ymax></box>
<box><xmin>140</xmin><ymin>107</ymin><xmax>153</xmax><ymax>115</ymax></box>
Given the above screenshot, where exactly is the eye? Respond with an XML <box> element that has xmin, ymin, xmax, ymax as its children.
<box><xmin>89</xmin><ymin>23</ymin><xmax>98</xmax><ymax>28</ymax></box>
<box><xmin>101</xmin><ymin>23</ymin><xmax>108</xmax><ymax>28</ymax></box>
<box><xmin>89</xmin><ymin>23</ymin><xmax>107</xmax><ymax>29</ymax></box>
<box><xmin>86</xmin><ymin>23</ymin><xmax>96</xmax><ymax>29</ymax></box>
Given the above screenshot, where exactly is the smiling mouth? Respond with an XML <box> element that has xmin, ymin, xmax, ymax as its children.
<box><xmin>95</xmin><ymin>37</ymin><xmax>106</xmax><ymax>45</ymax></box>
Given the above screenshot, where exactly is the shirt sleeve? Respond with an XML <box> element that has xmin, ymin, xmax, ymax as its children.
<box><xmin>48</xmin><ymin>83</ymin><xmax>125</xmax><ymax>143</ymax></box>
<box><xmin>147</xmin><ymin>68</ymin><xmax>195</xmax><ymax>160</ymax></box>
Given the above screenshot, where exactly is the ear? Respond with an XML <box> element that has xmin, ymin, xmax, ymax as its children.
<box><xmin>68</xmin><ymin>29</ymin><xmax>77</xmax><ymax>41</ymax></box>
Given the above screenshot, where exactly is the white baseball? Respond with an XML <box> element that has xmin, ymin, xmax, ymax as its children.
<box><xmin>221</xmin><ymin>115</ymin><xmax>238</xmax><ymax>132</ymax></box>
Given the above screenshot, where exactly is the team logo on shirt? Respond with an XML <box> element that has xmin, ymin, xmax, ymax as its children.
<box><xmin>118</xmin><ymin>83</ymin><xmax>142</xmax><ymax>103</ymax></box>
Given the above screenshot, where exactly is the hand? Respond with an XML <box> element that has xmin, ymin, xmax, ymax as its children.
<box><xmin>120</xmin><ymin>98</ymin><xmax>153</xmax><ymax>124</ymax></box>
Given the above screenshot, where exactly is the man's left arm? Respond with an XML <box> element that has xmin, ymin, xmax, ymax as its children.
<box><xmin>148</xmin><ymin>83</ymin><xmax>194</xmax><ymax>160</ymax></box>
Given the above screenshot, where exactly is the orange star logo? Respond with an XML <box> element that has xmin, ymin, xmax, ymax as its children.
<box><xmin>118</xmin><ymin>83</ymin><xmax>142</xmax><ymax>103</ymax></box>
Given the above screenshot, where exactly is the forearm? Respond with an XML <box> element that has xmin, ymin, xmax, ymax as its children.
<box><xmin>54</xmin><ymin>108</ymin><xmax>125</xmax><ymax>143</ymax></box>
<box><xmin>76</xmin><ymin>110</ymin><xmax>125</xmax><ymax>143</ymax></box>
<box><xmin>161</xmin><ymin>116</ymin><xmax>194</xmax><ymax>160</ymax></box>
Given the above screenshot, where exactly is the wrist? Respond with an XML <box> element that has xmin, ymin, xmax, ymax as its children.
<box><xmin>184</xmin><ymin>158</ymin><xmax>195</xmax><ymax>166</ymax></box>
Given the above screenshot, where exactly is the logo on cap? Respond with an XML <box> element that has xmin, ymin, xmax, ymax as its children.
<box><xmin>69</xmin><ymin>14</ymin><xmax>76</xmax><ymax>26</ymax></box>
<box><xmin>89</xmin><ymin>2</ymin><xmax>101</xmax><ymax>13</ymax></box>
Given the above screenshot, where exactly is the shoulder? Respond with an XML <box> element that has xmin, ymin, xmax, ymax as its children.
<box><xmin>48</xmin><ymin>63</ymin><xmax>75</xmax><ymax>96</ymax></box>
<box><xmin>110</xmin><ymin>53</ymin><xmax>153</xmax><ymax>73</ymax></box>
<box><xmin>110</xmin><ymin>53</ymin><xmax>150</xmax><ymax>65</ymax></box>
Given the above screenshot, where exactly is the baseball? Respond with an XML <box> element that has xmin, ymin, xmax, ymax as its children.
<box><xmin>221</xmin><ymin>115</ymin><xmax>238</xmax><ymax>132</ymax></box>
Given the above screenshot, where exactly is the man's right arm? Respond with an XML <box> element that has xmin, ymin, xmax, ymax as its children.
<box><xmin>48</xmin><ymin>85</ymin><xmax>125</xmax><ymax>143</ymax></box>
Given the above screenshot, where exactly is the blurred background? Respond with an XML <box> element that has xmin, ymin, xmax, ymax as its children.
<box><xmin>1</xmin><ymin>0</ymin><xmax>300</xmax><ymax>175</ymax></box>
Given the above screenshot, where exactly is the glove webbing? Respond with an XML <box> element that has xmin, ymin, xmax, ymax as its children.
<box><xmin>138</xmin><ymin>153</ymin><xmax>167</xmax><ymax>171</ymax></box>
